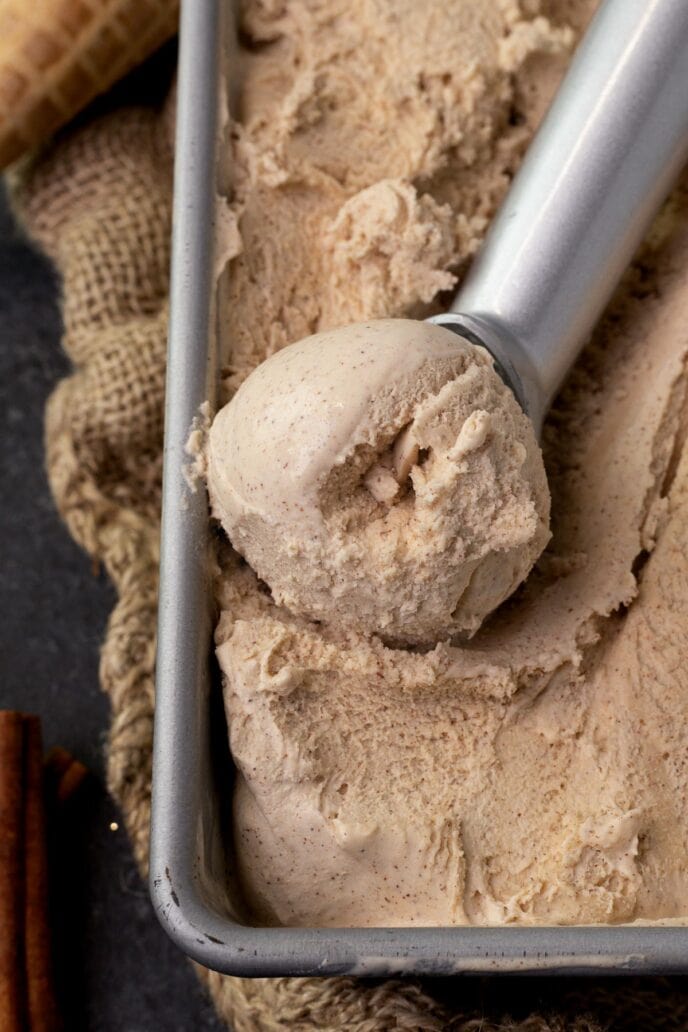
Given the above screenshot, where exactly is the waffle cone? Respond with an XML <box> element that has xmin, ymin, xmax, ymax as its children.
<box><xmin>0</xmin><ymin>0</ymin><xmax>179</xmax><ymax>170</ymax></box>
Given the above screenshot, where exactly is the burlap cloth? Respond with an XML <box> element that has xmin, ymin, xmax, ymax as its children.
<box><xmin>8</xmin><ymin>66</ymin><xmax>688</xmax><ymax>1032</ymax></box>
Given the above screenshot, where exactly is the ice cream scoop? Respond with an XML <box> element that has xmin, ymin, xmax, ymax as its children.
<box><xmin>208</xmin><ymin>320</ymin><xmax>550</xmax><ymax>644</ymax></box>
<box><xmin>432</xmin><ymin>0</ymin><xmax>688</xmax><ymax>435</ymax></box>
<box><xmin>207</xmin><ymin>0</ymin><xmax>688</xmax><ymax>644</ymax></box>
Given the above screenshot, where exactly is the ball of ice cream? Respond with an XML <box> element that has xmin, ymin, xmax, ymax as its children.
<box><xmin>207</xmin><ymin>319</ymin><xmax>550</xmax><ymax>645</ymax></box>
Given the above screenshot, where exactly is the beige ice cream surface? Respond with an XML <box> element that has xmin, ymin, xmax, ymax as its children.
<box><xmin>207</xmin><ymin>319</ymin><xmax>550</xmax><ymax>645</ymax></box>
<box><xmin>210</xmin><ymin>0</ymin><xmax>688</xmax><ymax>927</ymax></box>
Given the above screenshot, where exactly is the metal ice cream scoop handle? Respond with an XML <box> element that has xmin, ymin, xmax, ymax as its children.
<box><xmin>432</xmin><ymin>0</ymin><xmax>688</xmax><ymax>435</ymax></box>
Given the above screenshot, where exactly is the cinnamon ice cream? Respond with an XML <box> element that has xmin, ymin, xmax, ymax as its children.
<box><xmin>209</xmin><ymin>0</ymin><xmax>688</xmax><ymax>928</ymax></box>
<box><xmin>207</xmin><ymin>319</ymin><xmax>549</xmax><ymax>645</ymax></box>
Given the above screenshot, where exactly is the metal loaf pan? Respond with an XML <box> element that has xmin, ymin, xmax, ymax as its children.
<box><xmin>149</xmin><ymin>0</ymin><xmax>688</xmax><ymax>977</ymax></box>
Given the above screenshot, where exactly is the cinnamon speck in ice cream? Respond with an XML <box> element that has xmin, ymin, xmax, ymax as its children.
<box><xmin>205</xmin><ymin>0</ymin><xmax>688</xmax><ymax>927</ymax></box>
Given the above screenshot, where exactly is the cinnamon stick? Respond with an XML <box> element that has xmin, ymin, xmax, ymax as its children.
<box><xmin>0</xmin><ymin>711</ymin><xmax>26</xmax><ymax>1030</ymax></box>
<box><xmin>0</xmin><ymin>712</ymin><xmax>62</xmax><ymax>1031</ymax></box>
<box><xmin>45</xmin><ymin>747</ymin><xmax>88</xmax><ymax>806</ymax></box>
<box><xmin>23</xmin><ymin>718</ymin><xmax>61</xmax><ymax>1032</ymax></box>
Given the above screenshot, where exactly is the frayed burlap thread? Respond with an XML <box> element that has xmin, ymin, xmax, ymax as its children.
<box><xmin>11</xmin><ymin>90</ymin><xmax>688</xmax><ymax>1032</ymax></box>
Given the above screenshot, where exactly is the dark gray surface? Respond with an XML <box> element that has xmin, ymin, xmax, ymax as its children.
<box><xmin>0</xmin><ymin>185</ymin><xmax>225</xmax><ymax>1031</ymax></box>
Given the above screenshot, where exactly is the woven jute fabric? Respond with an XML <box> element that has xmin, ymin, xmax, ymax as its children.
<box><xmin>10</xmin><ymin>83</ymin><xmax>688</xmax><ymax>1032</ymax></box>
